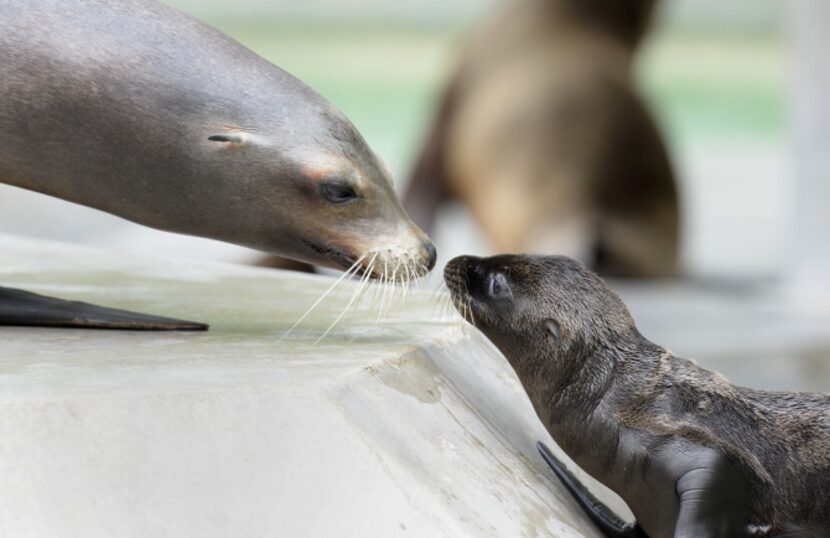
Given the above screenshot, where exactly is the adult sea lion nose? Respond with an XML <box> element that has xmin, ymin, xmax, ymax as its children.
<box><xmin>424</xmin><ymin>242</ymin><xmax>438</xmax><ymax>271</ymax></box>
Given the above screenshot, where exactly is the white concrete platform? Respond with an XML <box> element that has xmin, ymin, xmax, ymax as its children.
<box><xmin>0</xmin><ymin>234</ymin><xmax>617</xmax><ymax>538</ymax></box>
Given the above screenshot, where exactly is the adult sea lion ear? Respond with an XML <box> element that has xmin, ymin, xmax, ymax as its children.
<box><xmin>545</xmin><ymin>319</ymin><xmax>561</xmax><ymax>347</ymax></box>
<box><xmin>208</xmin><ymin>133</ymin><xmax>246</xmax><ymax>144</ymax></box>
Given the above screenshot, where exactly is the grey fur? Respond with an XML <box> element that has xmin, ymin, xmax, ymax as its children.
<box><xmin>445</xmin><ymin>254</ymin><xmax>830</xmax><ymax>537</ymax></box>
<box><xmin>0</xmin><ymin>0</ymin><xmax>433</xmax><ymax>275</ymax></box>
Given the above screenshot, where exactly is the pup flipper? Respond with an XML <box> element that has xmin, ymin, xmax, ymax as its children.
<box><xmin>537</xmin><ymin>442</ymin><xmax>647</xmax><ymax>538</ymax></box>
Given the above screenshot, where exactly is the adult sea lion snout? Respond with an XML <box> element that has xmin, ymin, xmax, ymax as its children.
<box><xmin>348</xmin><ymin>224</ymin><xmax>437</xmax><ymax>281</ymax></box>
<box><xmin>202</xmin><ymin>117</ymin><xmax>437</xmax><ymax>283</ymax></box>
<box><xmin>288</xmin><ymin>163</ymin><xmax>437</xmax><ymax>280</ymax></box>
<box><xmin>201</xmin><ymin>122</ymin><xmax>436</xmax><ymax>283</ymax></box>
<box><xmin>299</xmin><ymin>223</ymin><xmax>436</xmax><ymax>282</ymax></box>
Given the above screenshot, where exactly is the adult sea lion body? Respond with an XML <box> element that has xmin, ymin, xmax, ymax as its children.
<box><xmin>444</xmin><ymin>254</ymin><xmax>830</xmax><ymax>537</ymax></box>
<box><xmin>407</xmin><ymin>0</ymin><xmax>678</xmax><ymax>278</ymax></box>
<box><xmin>0</xmin><ymin>0</ymin><xmax>435</xmax><ymax>330</ymax></box>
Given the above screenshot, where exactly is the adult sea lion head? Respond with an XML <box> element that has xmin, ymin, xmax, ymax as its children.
<box><xmin>0</xmin><ymin>0</ymin><xmax>436</xmax><ymax>283</ymax></box>
<box><xmin>443</xmin><ymin>254</ymin><xmax>636</xmax><ymax>371</ymax></box>
<box><xmin>203</xmin><ymin>104</ymin><xmax>436</xmax><ymax>281</ymax></box>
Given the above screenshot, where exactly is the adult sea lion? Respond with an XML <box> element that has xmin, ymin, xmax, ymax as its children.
<box><xmin>444</xmin><ymin>254</ymin><xmax>829</xmax><ymax>537</ymax></box>
<box><xmin>407</xmin><ymin>0</ymin><xmax>678</xmax><ymax>278</ymax></box>
<box><xmin>0</xmin><ymin>0</ymin><xmax>435</xmax><ymax>330</ymax></box>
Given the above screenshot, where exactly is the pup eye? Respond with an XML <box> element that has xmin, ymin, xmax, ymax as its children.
<box><xmin>321</xmin><ymin>182</ymin><xmax>359</xmax><ymax>204</ymax></box>
<box><xmin>488</xmin><ymin>273</ymin><xmax>507</xmax><ymax>297</ymax></box>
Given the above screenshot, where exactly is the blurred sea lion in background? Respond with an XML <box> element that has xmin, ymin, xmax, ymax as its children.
<box><xmin>0</xmin><ymin>0</ymin><xmax>435</xmax><ymax>330</ymax></box>
<box><xmin>405</xmin><ymin>0</ymin><xmax>679</xmax><ymax>278</ymax></box>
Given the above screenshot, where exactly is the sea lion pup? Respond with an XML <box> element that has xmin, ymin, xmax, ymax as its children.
<box><xmin>407</xmin><ymin>0</ymin><xmax>678</xmax><ymax>278</ymax></box>
<box><xmin>0</xmin><ymin>0</ymin><xmax>435</xmax><ymax>330</ymax></box>
<box><xmin>444</xmin><ymin>254</ymin><xmax>830</xmax><ymax>537</ymax></box>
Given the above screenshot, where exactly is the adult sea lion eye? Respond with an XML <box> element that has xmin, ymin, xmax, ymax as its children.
<box><xmin>321</xmin><ymin>182</ymin><xmax>359</xmax><ymax>204</ymax></box>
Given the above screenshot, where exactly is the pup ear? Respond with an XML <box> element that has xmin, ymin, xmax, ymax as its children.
<box><xmin>208</xmin><ymin>133</ymin><xmax>246</xmax><ymax>144</ymax></box>
<box><xmin>545</xmin><ymin>319</ymin><xmax>561</xmax><ymax>347</ymax></box>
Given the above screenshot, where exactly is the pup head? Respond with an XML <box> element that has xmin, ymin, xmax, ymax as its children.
<box><xmin>443</xmin><ymin>254</ymin><xmax>635</xmax><ymax>368</ymax></box>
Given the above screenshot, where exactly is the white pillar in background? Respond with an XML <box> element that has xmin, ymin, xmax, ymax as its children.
<box><xmin>789</xmin><ymin>1</ymin><xmax>830</xmax><ymax>301</ymax></box>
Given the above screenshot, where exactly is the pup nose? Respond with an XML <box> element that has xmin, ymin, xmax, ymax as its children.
<box><xmin>424</xmin><ymin>242</ymin><xmax>437</xmax><ymax>271</ymax></box>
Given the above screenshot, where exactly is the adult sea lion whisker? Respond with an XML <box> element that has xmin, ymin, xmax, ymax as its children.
<box><xmin>348</xmin><ymin>253</ymin><xmax>378</xmax><ymax>309</ymax></box>
<box><xmin>391</xmin><ymin>259</ymin><xmax>401</xmax><ymax>285</ymax></box>
<box><xmin>315</xmin><ymin>253</ymin><xmax>377</xmax><ymax>344</ymax></box>
<box><xmin>353</xmin><ymin>254</ymin><xmax>379</xmax><ymax>308</ymax></box>
<box><xmin>377</xmin><ymin>271</ymin><xmax>392</xmax><ymax>324</ymax></box>
<box><xmin>387</xmin><ymin>259</ymin><xmax>403</xmax><ymax>318</ymax></box>
<box><xmin>399</xmin><ymin>260</ymin><xmax>409</xmax><ymax>301</ymax></box>
<box><xmin>352</xmin><ymin>252</ymin><xmax>378</xmax><ymax>294</ymax></box>
<box><xmin>282</xmin><ymin>252</ymin><xmax>367</xmax><ymax>338</ymax></box>
<box><xmin>404</xmin><ymin>261</ymin><xmax>415</xmax><ymax>300</ymax></box>
<box><xmin>416</xmin><ymin>262</ymin><xmax>428</xmax><ymax>289</ymax></box>
<box><xmin>368</xmin><ymin>267</ymin><xmax>384</xmax><ymax>309</ymax></box>
<box><xmin>375</xmin><ymin>260</ymin><xmax>393</xmax><ymax>323</ymax></box>
<box><xmin>376</xmin><ymin>267</ymin><xmax>390</xmax><ymax>323</ymax></box>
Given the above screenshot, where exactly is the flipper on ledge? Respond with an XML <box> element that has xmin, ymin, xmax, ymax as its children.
<box><xmin>0</xmin><ymin>286</ymin><xmax>208</xmax><ymax>331</ymax></box>
<box><xmin>537</xmin><ymin>442</ymin><xmax>647</xmax><ymax>538</ymax></box>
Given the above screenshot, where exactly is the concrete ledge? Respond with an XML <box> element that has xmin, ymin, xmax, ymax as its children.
<box><xmin>0</xmin><ymin>234</ymin><xmax>617</xmax><ymax>538</ymax></box>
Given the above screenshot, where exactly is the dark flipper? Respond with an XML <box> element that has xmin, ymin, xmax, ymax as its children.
<box><xmin>537</xmin><ymin>442</ymin><xmax>647</xmax><ymax>538</ymax></box>
<box><xmin>0</xmin><ymin>286</ymin><xmax>208</xmax><ymax>331</ymax></box>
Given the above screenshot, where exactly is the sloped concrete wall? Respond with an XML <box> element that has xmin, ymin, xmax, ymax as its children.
<box><xmin>0</xmin><ymin>234</ymin><xmax>623</xmax><ymax>538</ymax></box>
